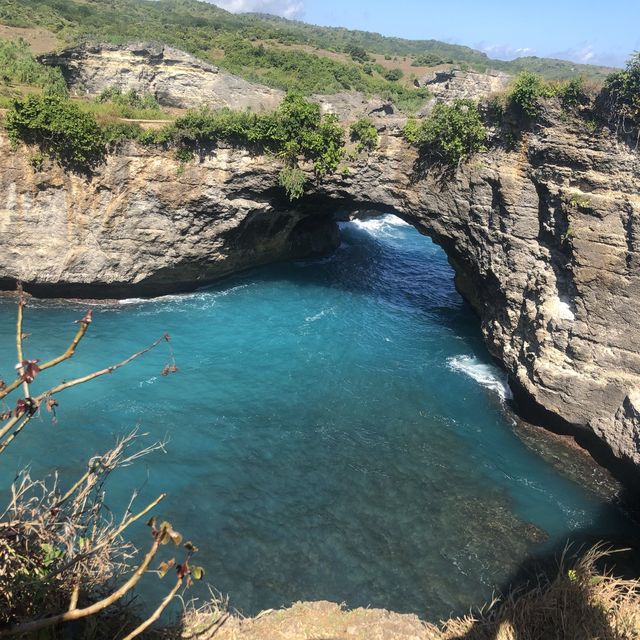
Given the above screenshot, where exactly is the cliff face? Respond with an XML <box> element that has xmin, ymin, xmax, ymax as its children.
<box><xmin>40</xmin><ymin>43</ymin><xmax>284</xmax><ymax>112</ymax></box>
<box><xmin>0</xmin><ymin>106</ymin><xmax>639</xmax><ymax>475</ymax></box>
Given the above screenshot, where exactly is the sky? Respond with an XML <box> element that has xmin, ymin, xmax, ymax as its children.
<box><xmin>208</xmin><ymin>0</ymin><xmax>640</xmax><ymax>68</ymax></box>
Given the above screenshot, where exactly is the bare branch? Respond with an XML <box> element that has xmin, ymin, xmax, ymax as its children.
<box><xmin>45</xmin><ymin>333</ymin><xmax>169</xmax><ymax>398</ymax></box>
<box><xmin>0</xmin><ymin>413</ymin><xmax>34</xmax><ymax>455</ymax></box>
<box><xmin>121</xmin><ymin>577</ymin><xmax>184</xmax><ymax>640</ymax></box>
<box><xmin>0</xmin><ymin>314</ymin><xmax>92</xmax><ymax>402</ymax></box>
<box><xmin>0</xmin><ymin>334</ymin><xmax>170</xmax><ymax>447</ymax></box>
<box><xmin>48</xmin><ymin>493</ymin><xmax>166</xmax><ymax>581</ymax></box>
<box><xmin>40</xmin><ymin>313</ymin><xmax>92</xmax><ymax>373</ymax></box>
<box><xmin>15</xmin><ymin>285</ymin><xmax>29</xmax><ymax>400</ymax></box>
<box><xmin>0</xmin><ymin>528</ymin><xmax>166</xmax><ymax>637</ymax></box>
<box><xmin>68</xmin><ymin>582</ymin><xmax>80</xmax><ymax>612</ymax></box>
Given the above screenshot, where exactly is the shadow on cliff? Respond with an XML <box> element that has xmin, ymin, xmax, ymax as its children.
<box><xmin>446</xmin><ymin>498</ymin><xmax>640</xmax><ymax>640</ymax></box>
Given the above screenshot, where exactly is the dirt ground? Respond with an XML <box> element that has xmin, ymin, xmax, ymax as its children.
<box><xmin>0</xmin><ymin>25</ymin><xmax>60</xmax><ymax>53</ymax></box>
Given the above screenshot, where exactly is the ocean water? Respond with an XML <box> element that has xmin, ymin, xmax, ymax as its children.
<box><xmin>0</xmin><ymin>215</ymin><xmax>635</xmax><ymax>620</ymax></box>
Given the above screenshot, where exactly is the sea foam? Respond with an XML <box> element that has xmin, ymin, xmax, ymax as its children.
<box><xmin>447</xmin><ymin>355</ymin><xmax>513</xmax><ymax>400</ymax></box>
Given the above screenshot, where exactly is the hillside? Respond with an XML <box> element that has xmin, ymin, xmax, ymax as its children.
<box><xmin>0</xmin><ymin>0</ymin><xmax>616</xmax><ymax>107</ymax></box>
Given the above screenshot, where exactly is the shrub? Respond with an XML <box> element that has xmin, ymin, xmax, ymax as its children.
<box><xmin>344</xmin><ymin>44</ymin><xmax>369</xmax><ymax>63</ymax></box>
<box><xmin>602</xmin><ymin>51</ymin><xmax>640</xmax><ymax>128</ymax></box>
<box><xmin>383</xmin><ymin>67</ymin><xmax>404</xmax><ymax>82</ymax></box>
<box><xmin>407</xmin><ymin>99</ymin><xmax>486</xmax><ymax>164</ymax></box>
<box><xmin>0</xmin><ymin>38</ymin><xmax>67</xmax><ymax>96</ymax></box>
<box><xmin>167</xmin><ymin>107</ymin><xmax>262</xmax><ymax>149</ymax></box>
<box><xmin>558</xmin><ymin>76</ymin><xmax>590</xmax><ymax>111</ymax></box>
<box><xmin>278</xmin><ymin>165</ymin><xmax>306</xmax><ymax>200</ymax></box>
<box><xmin>5</xmin><ymin>94</ymin><xmax>105</xmax><ymax>171</ymax></box>
<box><xmin>98</xmin><ymin>86</ymin><xmax>160</xmax><ymax>110</ymax></box>
<box><xmin>94</xmin><ymin>86</ymin><xmax>166</xmax><ymax>119</ymax></box>
<box><xmin>350</xmin><ymin>117</ymin><xmax>378</xmax><ymax>151</ymax></box>
<box><xmin>151</xmin><ymin>94</ymin><xmax>345</xmax><ymax>199</ymax></box>
<box><xmin>508</xmin><ymin>71</ymin><xmax>555</xmax><ymax>118</ymax></box>
<box><xmin>411</xmin><ymin>53</ymin><xmax>446</xmax><ymax>67</ymax></box>
<box><xmin>402</xmin><ymin>117</ymin><xmax>420</xmax><ymax>145</ymax></box>
<box><xmin>101</xmin><ymin>121</ymin><xmax>145</xmax><ymax>145</ymax></box>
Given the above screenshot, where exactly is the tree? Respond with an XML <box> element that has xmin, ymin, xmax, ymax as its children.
<box><xmin>405</xmin><ymin>99</ymin><xmax>486</xmax><ymax>165</ymax></box>
<box><xmin>5</xmin><ymin>95</ymin><xmax>105</xmax><ymax>172</ymax></box>
<box><xmin>602</xmin><ymin>51</ymin><xmax>640</xmax><ymax>138</ymax></box>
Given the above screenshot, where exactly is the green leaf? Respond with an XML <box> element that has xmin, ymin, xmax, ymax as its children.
<box><xmin>190</xmin><ymin>565</ymin><xmax>205</xmax><ymax>581</ymax></box>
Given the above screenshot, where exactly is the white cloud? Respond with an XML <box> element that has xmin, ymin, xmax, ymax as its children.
<box><xmin>550</xmin><ymin>44</ymin><xmax>625</xmax><ymax>68</ymax></box>
<box><xmin>477</xmin><ymin>40</ymin><xmax>625</xmax><ymax>68</ymax></box>
<box><xmin>475</xmin><ymin>42</ymin><xmax>537</xmax><ymax>61</ymax></box>
<box><xmin>207</xmin><ymin>0</ymin><xmax>304</xmax><ymax>19</ymax></box>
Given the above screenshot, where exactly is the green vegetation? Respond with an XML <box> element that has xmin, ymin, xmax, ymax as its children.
<box><xmin>557</xmin><ymin>76</ymin><xmax>590</xmax><ymax>111</ymax></box>
<box><xmin>278</xmin><ymin>165</ymin><xmax>306</xmax><ymax>200</ymax></box>
<box><xmin>602</xmin><ymin>51</ymin><xmax>640</xmax><ymax>127</ymax></box>
<box><xmin>0</xmin><ymin>0</ymin><xmax>615</xmax><ymax>115</ymax></box>
<box><xmin>344</xmin><ymin>43</ymin><xmax>369</xmax><ymax>63</ymax></box>
<box><xmin>4</xmin><ymin>91</ymin><xmax>344</xmax><ymax>198</ymax></box>
<box><xmin>98</xmin><ymin>86</ymin><xmax>159</xmax><ymax>111</ymax></box>
<box><xmin>212</xmin><ymin>35</ymin><xmax>429</xmax><ymax>112</ymax></box>
<box><xmin>155</xmin><ymin>94</ymin><xmax>344</xmax><ymax>179</ymax></box>
<box><xmin>0</xmin><ymin>38</ymin><xmax>66</xmax><ymax>95</ymax></box>
<box><xmin>404</xmin><ymin>99</ymin><xmax>486</xmax><ymax>164</ymax></box>
<box><xmin>411</xmin><ymin>53</ymin><xmax>451</xmax><ymax>67</ymax></box>
<box><xmin>507</xmin><ymin>71</ymin><xmax>556</xmax><ymax>118</ymax></box>
<box><xmin>349</xmin><ymin>117</ymin><xmax>378</xmax><ymax>152</ymax></box>
<box><xmin>5</xmin><ymin>94</ymin><xmax>105</xmax><ymax>170</ymax></box>
<box><xmin>382</xmin><ymin>67</ymin><xmax>404</xmax><ymax>82</ymax></box>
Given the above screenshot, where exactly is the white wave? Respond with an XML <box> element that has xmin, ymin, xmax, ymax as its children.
<box><xmin>305</xmin><ymin>307</ymin><xmax>334</xmax><ymax>322</ymax></box>
<box><xmin>345</xmin><ymin>214</ymin><xmax>411</xmax><ymax>237</ymax></box>
<box><xmin>118</xmin><ymin>284</ymin><xmax>249</xmax><ymax>306</ymax></box>
<box><xmin>447</xmin><ymin>355</ymin><xmax>513</xmax><ymax>401</ymax></box>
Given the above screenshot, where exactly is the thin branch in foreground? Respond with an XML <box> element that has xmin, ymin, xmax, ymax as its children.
<box><xmin>0</xmin><ymin>526</ymin><xmax>168</xmax><ymax>637</ymax></box>
<box><xmin>48</xmin><ymin>493</ymin><xmax>166</xmax><ymax>582</ymax></box>
<box><xmin>0</xmin><ymin>311</ymin><xmax>92</xmax><ymax>402</ymax></box>
<box><xmin>14</xmin><ymin>284</ymin><xmax>30</xmax><ymax>400</ymax></box>
<box><xmin>121</xmin><ymin>577</ymin><xmax>184</xmax><ymax>640</ymax></box>
<box><xmin>0</xmin><ymin>334</ymin><xmax>170</xmax><ymax>445</ymax></box>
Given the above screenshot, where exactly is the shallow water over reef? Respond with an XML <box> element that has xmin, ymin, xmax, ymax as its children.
<box><xmin>0</xmin><ymin>215</ymin><xmax>635</xmax><ymax>620</ymax></box>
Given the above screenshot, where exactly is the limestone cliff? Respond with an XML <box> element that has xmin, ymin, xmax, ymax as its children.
<box><xmin>0</xmin><ymin>102</ymin><xmax>638</xmax><ymax>477</ymax></box>
<box><xmin>40</xmin><ymin>42</ymin><xmax>284</xmax><ymax>112</ymax></box>
<box><xmin>417</xmin><ymin>68</ymin><xmax>511</xmax><ymax>101</ymax></box>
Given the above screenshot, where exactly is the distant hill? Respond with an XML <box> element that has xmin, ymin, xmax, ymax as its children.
<box><xmin>0</xmin><ymin>0</ymin><xmax>618</xmax><ymax>110</ymax></box>
<box><xmin>248</xmin><ymin>12</ymin><xmax>617</xmax><ymax>81</ymax></box>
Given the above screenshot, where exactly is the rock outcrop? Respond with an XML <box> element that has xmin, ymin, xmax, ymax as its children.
<box><xmin>40</xmin><ymin>42</ymin><xmax>283</xmax><ymax>111</ymax></box>
<box><xmin>418</xmin><ymin>68</ymin><xmax>511</xmax><ymax>102</ymax></box>
<box><xmin>40</xmin><ymin>43</ymin><xmax>413</xmax><ymax>122</ymax></box>
<box><xmin>0</xmin><ymin>101</ymin><xmax>639</xmax><ymax>477</ymax></box>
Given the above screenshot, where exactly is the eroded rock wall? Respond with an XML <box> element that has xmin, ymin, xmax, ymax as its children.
<box><xmin>40</xmin><ymin>43</ymin><xmax>283</xmax><ymax>112</ymax></box>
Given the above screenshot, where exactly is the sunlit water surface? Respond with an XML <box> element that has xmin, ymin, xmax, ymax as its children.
<box><xmin>0</xmin><ymin>215</ymin><xmax>634</xmax><ymax>620</ymax></box>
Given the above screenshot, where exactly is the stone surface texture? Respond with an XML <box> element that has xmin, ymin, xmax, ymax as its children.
<box><xmin>40</xmin><ymin>42</ymin><xmax>284</xmax><ymax>111</ymax></box>
<box><xmin>418</xmin><ymin>68</ymin><xmax>511</xmax><ymax>101</ymax></box>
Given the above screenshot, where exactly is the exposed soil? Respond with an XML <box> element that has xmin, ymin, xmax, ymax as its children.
<box><xmin>0</xmin><ymin>25</ymin><xmax>60</xmax><ymax>54</ymax></box>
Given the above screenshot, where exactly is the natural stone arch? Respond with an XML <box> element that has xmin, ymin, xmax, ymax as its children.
<box><xmin>0</xmin><ymin>109</ymin><xmax>639</xmax><ymax>482</ymax></box>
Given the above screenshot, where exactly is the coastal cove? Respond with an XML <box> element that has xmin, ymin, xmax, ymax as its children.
<box><xmin>1</xmin><ymin>216</ymin><xmax>635</xmax><ymax>620</ymax></box>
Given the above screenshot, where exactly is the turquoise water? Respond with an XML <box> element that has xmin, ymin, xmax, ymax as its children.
<box><xmin>0</xmin><ymin>215</ymin><xmax>634</xmax><ymax>620</ymax></box>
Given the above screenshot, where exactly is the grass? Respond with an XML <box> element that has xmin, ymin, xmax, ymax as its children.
<box><xmin>438</xmin><ymin>545</ymin><xmax>640</xmax><ymax>640</ymax></box>
<box><xmin>76</xmin><ymin>99</ymin><xmax>172</xmax><ymax>123</ymax></box>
